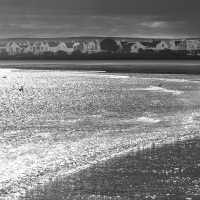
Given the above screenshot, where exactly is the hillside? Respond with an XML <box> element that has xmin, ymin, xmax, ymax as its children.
<box><xmin>0</xmin><ymin>36</ymin><xmax>199</xmax><ymax>43</ymax></box>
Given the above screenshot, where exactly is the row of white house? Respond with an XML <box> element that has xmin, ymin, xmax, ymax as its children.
<box><xmin>0</xmin><ymin>41</ymin><xmax>101</xmax><ymax>55</ymax></box>
<box><xmin>119</xmin><ymin>39</ymin><xmax>200</xmax><ymax>54</ymax></box>
<box><xmin>0</xmin><ymin>39</ymin><xmax>200</xmax><ymax>55</ymax></box>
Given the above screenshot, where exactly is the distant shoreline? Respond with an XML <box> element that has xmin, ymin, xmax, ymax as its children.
<box><xmin>0</xmin><ymin>60</ymin><xmax>200</xmax><ymax>74</ymax></box>
<box><xmin>0</xmin><ymin>59</ymin><xmax>200</xmax><ymax>64</ymax></box>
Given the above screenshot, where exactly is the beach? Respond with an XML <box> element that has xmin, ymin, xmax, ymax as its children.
<box><xmin>0</xmin><ymin>61</ymin><xmax>200</xmax><ymax>199</ymax></box>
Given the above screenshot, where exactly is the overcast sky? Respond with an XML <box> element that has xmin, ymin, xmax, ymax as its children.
<box><xmin>0</xmin><ymin>0</ymin><xmax>200</xmax><ymax>38</ymax></box>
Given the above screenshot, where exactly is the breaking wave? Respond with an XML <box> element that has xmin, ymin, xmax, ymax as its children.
<box><xmin>135</xmin><ymin>117</ymin><xmax>160</xmax><ymax>123</ymax></box>
<box><xmin>135</xmin><ymin>86</ymin><xmax>182</xmax><ymax>95</ymax></box>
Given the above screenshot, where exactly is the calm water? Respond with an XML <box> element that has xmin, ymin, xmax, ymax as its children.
<box><xmin>1</xmin><ymin>67</ymin><xmax>200</xmax><ymax>197</ymax></box>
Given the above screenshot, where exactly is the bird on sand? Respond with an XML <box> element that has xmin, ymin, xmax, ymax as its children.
<box><xmin>19</xmin><ymin>86</ymin><xmax>24</xmax><ymax>92</ymax></box>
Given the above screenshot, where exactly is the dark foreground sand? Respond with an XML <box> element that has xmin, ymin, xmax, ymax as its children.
<box><xmin>23</xmin><ymin>137</ymin><xmax>200</xmax><ymax>200</ymax></box>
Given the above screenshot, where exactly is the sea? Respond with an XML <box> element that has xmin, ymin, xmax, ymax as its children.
<box><xmin>1</xmin><ymin>62</ymin><xmax>200</xmax><ymax>198</ymax></box>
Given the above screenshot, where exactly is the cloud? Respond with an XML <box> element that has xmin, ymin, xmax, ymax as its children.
<box><xmin>0</xmin><ymin>0</ymin><xmax>200</xmax><ymax>16</ymax></box>
<box><xmin>140</xmin><ymin>21</ymin><xmax>168</xmax><ymax>27</ymax></box>
<box><xmin>0</xmin><ymin>0</ymin><xmax>199</xmax><ymax>38</ymax></box>
<box><xmin>0</xmin><ymin>12</ymin><xmax>199</xmax><ymax>38</ymax></box>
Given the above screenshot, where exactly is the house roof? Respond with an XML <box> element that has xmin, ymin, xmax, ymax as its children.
<box><xmin>93</xmin><ymin>41</ymin><xmax>99</xmax><ymax>45</ymax></box>
<box><xmin>20</xmin><ymin>48</ymin><xmax>25</xmax><ymax>53</ymax></box>
<box><xmin>73</xmin><ymin>42</ymin><xmax>81</xmax><ymax>47</ymax></box>
<box><xmin>64</xmin><ymin>42</ymin><xmax>74</xmax><ymax>48</ymax></box>
<box><xmin>80</xmin><ymin>41</ymin><xmax>86</xmax><ymax>43</ymax></box>
<box><xmin>0</xmin><ymin>43</ymin><xmax>7</xmax><ymax>47</ymax></box>
<box><xmin>147</xmin><ymin>41</ymin><xmax>162</xmax><ymax>48</ymax></box>
<box><xmin>175</xmin><ymin>41</ymin><xmax>181</xmax><ymax>46</ymax></box>
<box><xmin>33</xmin><ymin>43</ymin><xmax>41</xmax><ymax>47</ymax></box>
<box><xmin>139</xmin><ymin>42</ymin><xmax>150</xmax><ymax>47</ymax></box>
<box><xmin>10</xmin><ymin>42</ymin><xmax>20</xmax><ymax>47</ymax></box>
<box><xmin>177</xmin><ymin>41</ymin><xmax>187</xmax><ymax>46</ymax></box>
<box><xmin>19</xmin><ymin>44</ymin><xmax>28</xmax><ymax>48</ymax></box>
<box><xmin>120</xmin><ymin>41</ymin><xmax>129</xmax><ymax>48</ymax></box>
<box><xmin>47</xmin><ymin>42</ymin><xmax>60</xmax><ymax>47</ymax></box>
<box><xmin>123</xmin><ymin>42</ymin><xmax>135</xmax><ymax>51</ymax></box>
<box><xmin>77</xmin><ymin>43</ymin><xmax>84</xmax><ymax>47</ymax></box>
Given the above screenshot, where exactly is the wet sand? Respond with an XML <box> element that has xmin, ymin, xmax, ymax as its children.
<box><xmin>23</xmin><ymin>136</ymin><xmax>200</xmax><ymax>200</ymax></box>
<box><xmin>1</xmin><ymin>62</ymin><xmax>200</xmax><ymax>199</ymax></box>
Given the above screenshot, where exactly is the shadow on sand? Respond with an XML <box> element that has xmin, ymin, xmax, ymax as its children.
<box><xmin>21</xmin><ymin>136</ymin><xmax>200</xmax><ymax>200</ymax></box>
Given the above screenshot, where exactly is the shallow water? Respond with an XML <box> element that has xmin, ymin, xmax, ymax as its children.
<box><xmin>1</xmin><ymin>68</ymin><xmax>200</xmax><ymax>198</ymax></box>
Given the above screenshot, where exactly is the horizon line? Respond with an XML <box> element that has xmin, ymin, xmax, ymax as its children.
<box><xmin>0</xmin><ymin>36</ymin><xmax>200</xmax><ymax>40</ymax></box>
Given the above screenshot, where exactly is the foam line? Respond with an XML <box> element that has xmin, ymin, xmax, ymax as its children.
<box><xmin>135</xmin><ymin>86</ymin><xmax>182</xmax><ymax>94</ymax></box>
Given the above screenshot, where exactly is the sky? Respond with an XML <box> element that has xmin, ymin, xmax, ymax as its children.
<box><xmin>0</xmin><ymin>0</ymin><xmax>200</xmax><ymax>38</ymax></box>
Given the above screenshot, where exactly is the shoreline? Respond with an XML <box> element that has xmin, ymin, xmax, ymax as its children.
<box><xmin>1</xmin><ymin>59</ymin><xmax>200</xmax><ymax>64</ymax></box>
<box><xmin>0</xmin><ymin>60</ymin><xmax>200</xmax><ymax>74</ymax></box>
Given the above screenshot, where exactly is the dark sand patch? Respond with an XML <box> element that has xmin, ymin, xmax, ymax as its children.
<box><xmin>22</xmin><ymin>137</ymin><xmax>200</xmax><ymax>200</ymax></box>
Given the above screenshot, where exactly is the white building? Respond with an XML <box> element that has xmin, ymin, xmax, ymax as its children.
<box><xmin>64</xmin><ymin>42</ymin><xmax>75</xmax><ymax>54</ymax></box>
<box><xmin>131</xmin><ymin>42</ymin><xmax>150</xmax><ymax>53</ymax></box>
<box><xmin>45</xmin><ymin>41</ymin><xmax>60</xmax><ymax>54</ymax></box>
<box><xmin>58</xmin><ymin>42</ymin><xmax>75</xmax><ymax>54</ymax></box>
<box><xmin>187</xmin><ymin>40</ymin><xmax>200</xmax><ymax>50</ymax></box>
<box><xmin>177</xmin><ymin>41</ymin><xmax>187</xmax><ymax>51</ymax></box>
<box><xmin>8</xmin><ymin>42</ymin><xmax>21</xmax><ymax>55</ymax></box>
<box><xmin>81</xmin><ymin>41</ymin><xmax>101</xmax><ymax>53</ymax></box>
<box><xmin>32</xmin><ymin>42</ymin><xmax>42</xmax><ymax>55</ymax></box>
<box><xmin>0</xmin><ymin>43</ymin><xmax>9</xmax><ymax>54</ymax></box>
<box><xmin>146</xmin><ymin>40</ymin><xmax>168</xmax><ymax>52</ymax></box>
<box><xmin>168</xmin><ymin>40</ymin><xmax>182</xmax><ymax>51</ymax></box>
<box><xmin>39</xmin><ymin>41</ymin><xmax>47</xmax><ymax>54</ymax></box>
<box><xmin>74</xmin><ymin>42</ymin><xmax>84</xmax><ymax>52</ymax></box>
<box><xmin>23</xmin><ymin>42</ymin><xmax>34</xmax><ymax>54</ymax></box>
<box><xmin>186</xmin><ymin>40</ymin><xmax>200</xmax><ymax>55</ymax></box>
<box><xmin>72</xmin><ymin>41</ymin><xmax>101</xmax><ymax>54</ymax></box>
